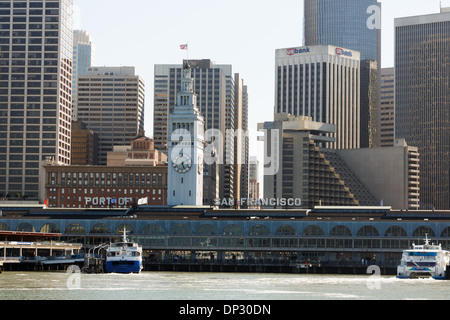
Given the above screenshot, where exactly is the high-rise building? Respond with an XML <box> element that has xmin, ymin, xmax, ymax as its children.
<box><xmin>395</xmin><ymin>10</ymin><xmax>450</xmax><ymax>210</ymax></box>
<box><xmin>360</xmin><ymin>60</ymin><xmax>379</xmax><ymax>148</ymax></box>
<box><xmin>72</xmin><ymin>30</ymin><xmax>94</xmax><ymax>120</ymax></box>
<box><xmin>379</xmin><ymin>68</ymin><xmax>395</xmax><ymax>147</ymax></box>
<box><xmin>304</xmin><ymin>0</ymin><xmax>382</xmax><ymax>149</ymax></box>
<box><xmin>260</xmin><ymin>114</ymin><xmax>419</xmax><ymax>209</ymax></box>
<box><xmin>275</xmin><ymin>45</ymin><xmax>360</xmax><ymax>149</ymax></box>
<box><xmin>0</xmin><ymin>0</ymin><xmax>73</xmax><ymax>200</ymax></box>
<box><xmin>304</xmin><ymin>0</ymin><xmax>380</xmax><ymax>62</ymax></box>
<box><xmin>71</xmin><ymin>120</ymin><xmax>97</xmax><ymax>165</ymax></box>
<box><xmin>153</xmin><ymin>59</ymin><xmax>249</xmax><ymax>205</ymax></box>
<box><xmin>76</xmin><ymin>66</ymin><xmax>145</xmax><ymax>165</ymax></box>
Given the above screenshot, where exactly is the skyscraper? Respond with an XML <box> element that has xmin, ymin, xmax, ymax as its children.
<box><xmin>0</xmin><ymin>0</ymin><xmax>73</xmax><ymax>200</ymax></box>
<box><xmin>395</xmin><ymin>10</ymin><xmax>450</xmax><ymax>210</ymax></box>
<box><xmin>153</xmin><ymin>59</ymin><xmax>249</xmax><ymax>205</ymax></box>
<box><xmin>379</xmin><ymin>68</ymin><xmax>395</xmax><ymax>147</ymax></box>
<box><xmin>275</xmin><ymin>45</ymin><xmax>360</xmax><ymax>149</ymax></box>
<box><xmin>76</xmin><ymin>66</ymin><xmax>145</xmax><ymax>165</ymax></box>
<box><xmin>304</xmin><ymin>0</ymin><xmax>380</xmax><ymax>62</ymax></box>
<box><xmin>72</xmin><ymin>30</ymin><xmax>94</xmax><ymax>121</ymax></box>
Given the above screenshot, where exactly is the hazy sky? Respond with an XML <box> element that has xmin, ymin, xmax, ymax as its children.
<box><xmin>72</xmin><ymin>0</ymin><xmax>449</xmax><ymax>158</ymax></box>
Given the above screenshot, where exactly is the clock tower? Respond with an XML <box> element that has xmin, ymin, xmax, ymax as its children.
<box><xmin>168</xmin><ymin>62</ymin><xmax>205</xmax><ymax>206</ymax></box>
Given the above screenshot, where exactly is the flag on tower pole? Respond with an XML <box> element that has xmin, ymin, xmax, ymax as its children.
<box><xmin>180</xmin><ymin>43</ymin><xmax>189</xmax><ymax>62</ymax></box>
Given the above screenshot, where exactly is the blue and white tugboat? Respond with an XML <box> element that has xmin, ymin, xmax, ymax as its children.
<box><xmin>397</xmin><ymin>235</ymin><xmax>450</xmax><ymax>280</ymax></box>
<box><xmin>105</xmin><ymin>228</ymin><xmax>143</xmax><ymax>273</ymax></box>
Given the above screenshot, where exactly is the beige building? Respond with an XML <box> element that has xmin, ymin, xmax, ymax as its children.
<box><xmin>335</xmin><ymin>139</ymin><xmax>420</xmax><ymax>210</ymax></box>
<box><xmin>0</xmin><ymin>0</ymin><xmax>73</xmax><ymax>200</ymax></box>
<box><xmin>260</xmin><ymin>114</ymin><xmax>420</xmax><ymax>209</ymax></box>
<box><xmin>77</xmin><ymin>66</ymin><xmax>145</xmax><ymax>165</ymax></box>
<box><xmin>107</xmin><ymin>131</ymin><xmax>167</xmax><ymax>167</ymax></box>
<box><xmin>275</xmin><ymin>45</ymin><xmax>361</xmax><ymax>149</ymax></box>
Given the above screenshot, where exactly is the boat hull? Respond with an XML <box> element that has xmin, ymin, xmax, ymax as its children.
<box><xmin>105</xmin><ymin>260</ymin><xmax>142</xmax><ymax>273</ymax></box>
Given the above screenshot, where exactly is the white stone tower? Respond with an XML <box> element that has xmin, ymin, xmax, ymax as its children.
<box><xmin>167</xmin><ymin>62</ymin><xmax>205</xmax><ymax>206</ymax></box>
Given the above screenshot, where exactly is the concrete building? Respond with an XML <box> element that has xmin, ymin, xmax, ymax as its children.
<box><xmin>72</xmin><ymin>30</ymin><xmax>94</xmax><ymax>121</ymax></box>
<box><xmin>395</xmin><ymin>10</ymin><xmax>450</xmax><ymax>209</ymax></box>
<box><xmin>76</xmin><ymin>66</ymin><xmax>145</xmax><ymax>165</ymax></box>
<box><xmin>379</xmin><ymin>68</ymin><xmax>395</xmax><ymax>147</ymax></box>
<box><xmin>275</xmin><ymin>45</ymin><xmax>360</xmax><ymax>149</ymax></box>
<box><xmin>260</xmin><ymin>114</ymin><xmax>360</xmax><ymax>208</ymax></box>
<box><xmin>71</xmin><ymin>120</ymin><xmax>98</xmax><ymax>165</ymax></box>
<box><xmin>334</xmin><ymin>139</ymin><xmax>420</xmax><ymax>210</ymax></box>
<box><xmin>0</xmin><ymin>0</ymin><xmax>73</xmax><ymax>200</ymax></box>
<box><xmin>304</xmin><ymin>0</ymin><xmax>382</xmax><ymax>149</ymax></box>
<box><xmin>260</xmin><ymin>114</ymin><xmax>419</xmax><ymax>209</ymax></box>
<box><xmin>153</xmin><ymin>60</ymin><xmax>249</xmax><ymax>205</ymax></box>
<box><xmin>106</xmin><ymin>131</ymin><xmax>167</xmax><ymax>167</ymax></box>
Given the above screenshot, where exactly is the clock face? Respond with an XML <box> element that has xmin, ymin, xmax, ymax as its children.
<box><xmin>173</xmin><ymin>154</ymin><xmax>192</xmax><ymax>173</ymax></box>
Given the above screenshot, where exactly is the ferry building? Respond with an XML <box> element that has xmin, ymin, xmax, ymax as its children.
<box><xmin>2</xmin><ymin>204</ymin><xmax>450</xmax><ymax>272</ymax></box>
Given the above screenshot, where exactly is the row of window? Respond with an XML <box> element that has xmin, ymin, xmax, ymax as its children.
<box><xmin>2</xmin><ymin>222</ymin><xmax>447</xmax><ymax>239</ymax></box>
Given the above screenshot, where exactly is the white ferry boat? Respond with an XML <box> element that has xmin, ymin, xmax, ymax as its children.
<box><xmin>397</xmin><ymin>235</ymin><xmax>450</xmax><ymax>280</ymax></box>
<box><xmin>105</xmin><ymin>228</ymin><xmax>143</xmax><ymax>274</ymax></box>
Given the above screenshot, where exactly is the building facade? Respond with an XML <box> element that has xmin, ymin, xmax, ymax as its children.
<box><xmin>261</xmin><ymin>114</ymin><xmax>360</xmax><ymax>208</ymax></box>
<box><xmin>379</xmin><ymin>68</ymin><xmax>395</xmax><ymax>147</ymax></box>
<box><xmin>0</xmin><ymin>0</ymin><xmax>73</xmax><ymax>200</ymax></box>
<box><xmin>167</xmin><ymin>62</ymin><xmax>205</xmax><ymax>206</ymax></box>
<box><xmin>107</xmin><ymin>131</ymin><xmax>167</xmax><ymax>167</ymax></box>
<box><xmin>260</xmin><ymin>114</ymin><xmax>419</xmax><ymax>209</ymax></box>
<box><xmin>72</xmin><ymin>30</ymin><xmax>94</xmax><ymax>121</ymax></box>
<box><xmin>275</xmin><ymin>45</ymin><xmax>360</xmax><ymax>149</ymax></box>
<box><xmin>395</xmin><ymin>10</ymin><xmax>450</xmax><ymax>210</ymax></box>
<box><xmin>153</xmin><ymin>60</ymin><xmax>249</xmax><ymax>205</ymax></box>
<box><xmin>71</xmin><ymin>120</ymin><xmax>98</xmax><ymax>165</ymax></box>
<box><xmin>304</xmin><ymin>0</ymin><xmax>380</xmax><ymax>62</ymax></box>
<box><xmin>40</xmin><ymin>158</ymin><xmax>168</xmax><ymax>208</ymax></box>
<box><xmin>76</xmin><ymin>66</ymin><xmax>145</xmax><ymax>165</ymax></box>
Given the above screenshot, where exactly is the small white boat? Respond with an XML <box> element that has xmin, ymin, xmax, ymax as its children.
<box><xmin>105</xmin><ymin>228</ymin><xmax>143</xmax><ymax>274</ymax></box>
<box><xmin>397</xmin><ymin>234</ymin><xmax>450</xmax><ymax>280</ymax></box>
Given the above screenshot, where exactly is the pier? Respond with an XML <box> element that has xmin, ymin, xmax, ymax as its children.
<box><xmin>143</xmin><ymin>259</ymin><xmax>397</xmax><ymax>275</ymax></box>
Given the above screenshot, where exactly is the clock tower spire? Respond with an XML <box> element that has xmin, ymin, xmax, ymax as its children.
<box><xmin>167</xmin><ymin>62</ymin><xmax>205</xmax><ymax>206</ymax></box>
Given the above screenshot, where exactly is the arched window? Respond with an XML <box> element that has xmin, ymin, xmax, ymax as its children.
<box><xmin>40</xmin><ymin>223</ymin><xmax>60</xmax><ymax>234</ymax></box>
<box><xmin>329</xmin><ymin>225</ymin><xmax>352</xmax><ymax>237</ymax></box>
<box><xmin>141</xmin><ymin>223</ymin><xmax>166</xmax><ymax>235</ymax></box>
<box><xmin>90</xmin><ymin>223</ymin><xmax>110</xmax><ymax>234</ymax></box>
<box><xmin>441</xmin><ymin>227</ymin><xmax>450</xmax><ymax>238</ymax></box>
<box><xmin>384</xmin><ymin>226</ymin><xmax>407</xmax><ymax>237</ymax></box>
<box><xmin>0</xmin><ymin>222</ymin><xmax>9</xmax><ymax>231</ymax></box>
<box><xmin>302</xmin><ymin>225</ymin><xmax>325</xmax><ymax>236</ymax></box>
<box><xmin>196</xmin><ymin>224</ymin><xmax>217</xmax><ymax>236</ymax></box>
<box><xmin>15</xmin><ymin>223</ymin><xmax>35</xmax><ymax>232</ymax></box>
<box><xmin>249</xmin><ymin>225</ymin><xmax>270</xmax><ymax>236</ymax></box>
<box><xmin>222</xmin><ymin>224</ymin><xmax>244</xmax><ymax>236</ymax></box>
<box><xmin>357</xmin><ymin>226</ymin><xmax>379</xmax><ymax>237</ymax></box>
<box><xmin>412</xmin><ymin>226</ymin><xmax>435</xmax><ymax>238</ymax></box>
<box><xmin>115</xmin><ymin>224</ymin><xmax>135</xmax><ymax>234</ymax></box>
<box><xmin>170</xmin><ymin>224</ymin><xmax>190</xmax><ymax>236</ymax></box>
<box><xmin>65</xmin><ymin>223</ymin><xmax>85</xmax><ymax>234</ymax></box>
<box><xmin>275</xmin><ymin>225</ymin><xmax>297</xmax><ymax>236</ymax></box>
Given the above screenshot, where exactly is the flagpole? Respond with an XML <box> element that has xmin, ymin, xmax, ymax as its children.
<box><xmin>186</xmin><ymin>41</ymin><xmax>189</xmax><ymax>64</ymax></box>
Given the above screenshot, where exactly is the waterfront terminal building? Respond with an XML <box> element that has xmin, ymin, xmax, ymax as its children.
<box><xmin>2</xmin><ymin>204</ymin><xmax>450</xmax><ymax>272</ymax></box>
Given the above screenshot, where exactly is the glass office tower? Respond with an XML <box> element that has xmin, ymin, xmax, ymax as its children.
<box><xmin>304</xmin><ymin>0</ymin><xmax>379</xmax><ymax>61</ymax></box>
